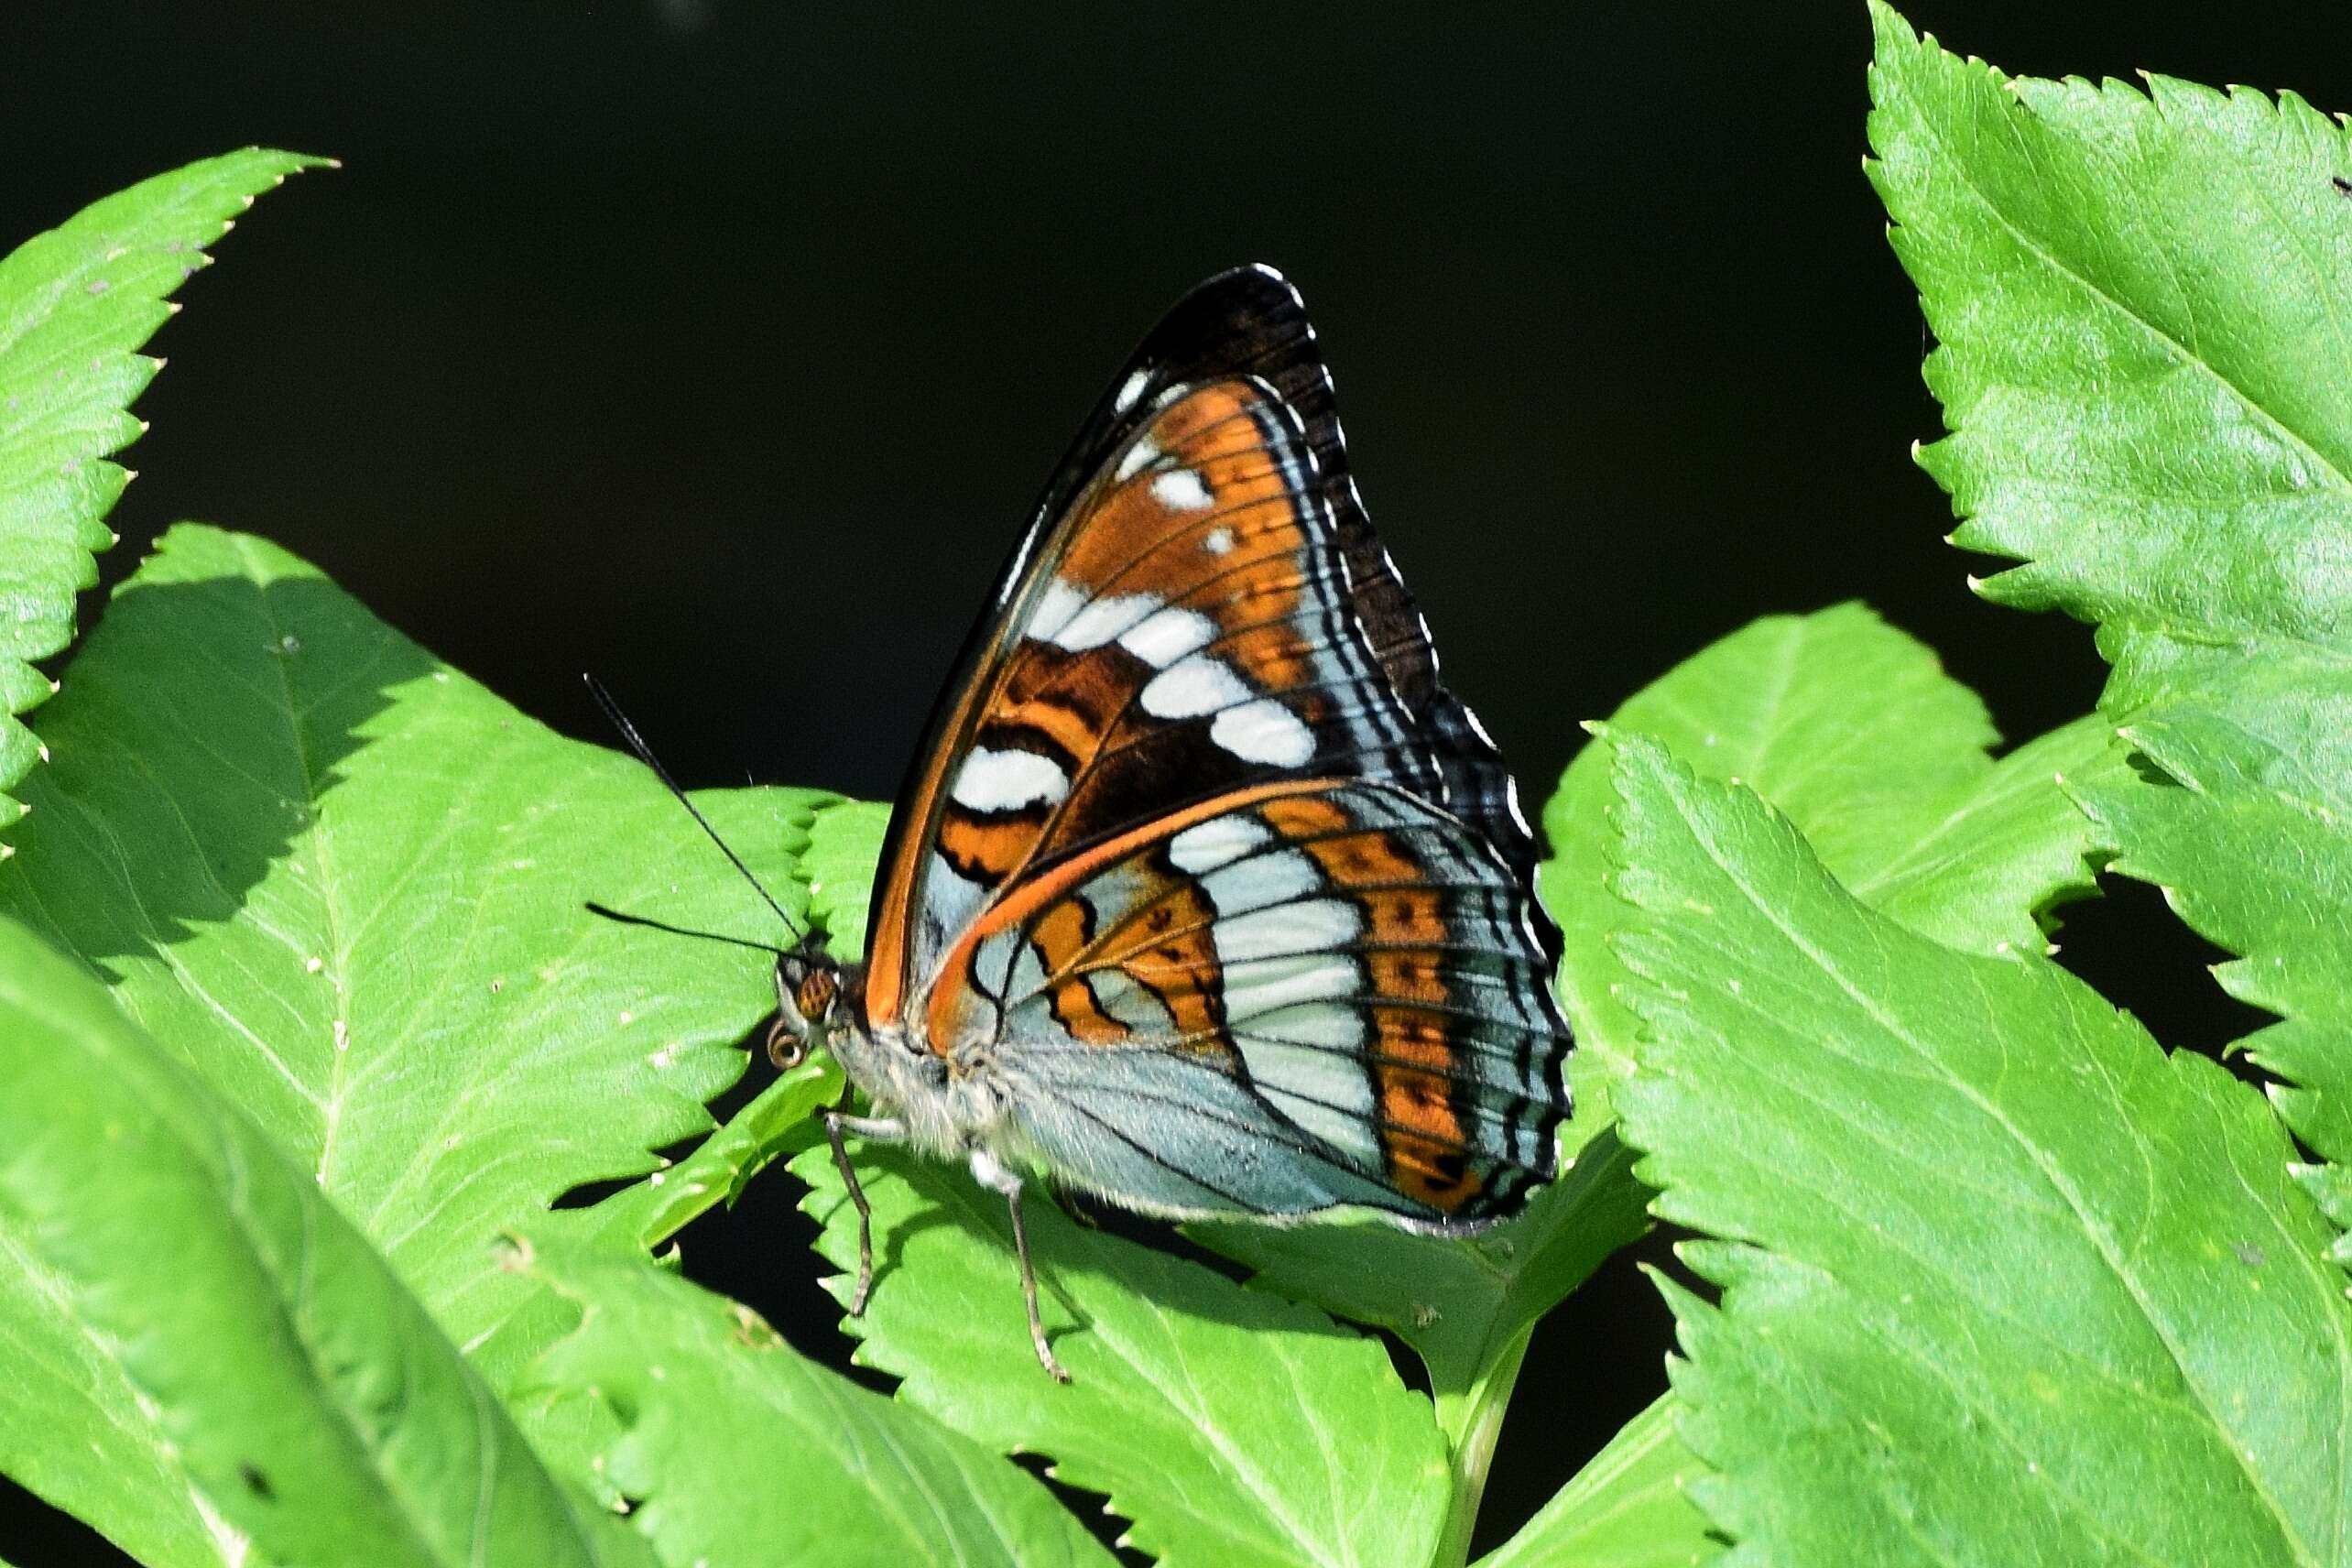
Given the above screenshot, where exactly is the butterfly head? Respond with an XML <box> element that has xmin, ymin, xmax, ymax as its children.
<box><xmin>768</xmin><ymin>938</ymin><xmax>851</xmax><ymax>1071</ymax></box>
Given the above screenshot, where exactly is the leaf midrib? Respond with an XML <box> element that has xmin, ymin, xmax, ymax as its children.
<box><xmin>212</xmin><ymin>1125</ymin><xmax>507</xmax><ymax>1568</ymax></box>
<box><xmin>226</xmin><ymin>534</ymin><xmax>359</xmax><ymax>1192</ymax></box>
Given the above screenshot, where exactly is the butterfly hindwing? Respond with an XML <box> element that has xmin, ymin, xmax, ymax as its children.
<box><xmin>927</xmin><ymin>779</ymin><xmax>1565</xmax><ymax>1224</ymax></box>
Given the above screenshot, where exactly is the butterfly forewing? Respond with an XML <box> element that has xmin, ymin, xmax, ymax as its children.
<box><xmin>860</xmin><ymin>266</ymin><xmax>1568</xmax><ymax>1226</ymax></box>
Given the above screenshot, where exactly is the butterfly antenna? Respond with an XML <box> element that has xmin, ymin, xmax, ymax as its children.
<box><xmin>583</xmin><ymin>673</ymin><xmax>806</xmax><ymax>942</ymax></box>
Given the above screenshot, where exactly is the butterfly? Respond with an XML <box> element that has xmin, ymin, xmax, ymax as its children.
<box><xmin>638</xmin><ymin>266</ymin><xmax>1573</xmax><ymax>1381</ymax></box>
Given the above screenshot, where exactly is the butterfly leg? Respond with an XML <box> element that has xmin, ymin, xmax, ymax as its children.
<box><xmin>823</xmin><ymin>1090</ymin><xmax>905</xmax><ymax>1316</ymax></box>
<box><xmin>969</xmin><ymin>1148</ymin><xmax>1070</xmax><ymax>1383</ymax></box>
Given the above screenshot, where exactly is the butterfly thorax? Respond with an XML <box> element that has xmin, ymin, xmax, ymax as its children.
<box><xmin>773</xmin><ymin>947</ymin><xmax>1015</xmax><ymax>1161</ymax></box>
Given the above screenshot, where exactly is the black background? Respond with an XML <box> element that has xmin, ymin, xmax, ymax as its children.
<box><xmin>0</xmin><ymin>3</ymin><xmax>2319</xmax><ymax>1561</ymax></box>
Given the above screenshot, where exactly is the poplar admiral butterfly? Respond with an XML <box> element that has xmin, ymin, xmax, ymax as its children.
<box><xmin>615</xmin><ymin>266</ymin><xmax>1573</xmax><ymax>1380</ymax></box>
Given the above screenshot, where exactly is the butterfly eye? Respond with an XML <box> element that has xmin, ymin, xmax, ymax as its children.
<box><xmin>797</xmin><ymin>970</ymin><xmax>839</xmax><ymax>1024</ymax></box>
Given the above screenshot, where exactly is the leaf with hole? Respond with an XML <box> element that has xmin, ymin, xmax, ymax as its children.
<box><xmin>1871</xmin><ymin>0</ymin><xmax>2352</xmax><ymax>1270</ymax></box>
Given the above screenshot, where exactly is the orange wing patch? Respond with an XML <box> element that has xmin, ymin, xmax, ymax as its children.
<box><xmin>1109</xmin><ymin>874</ymin><xmax>1225</xmax><ymax>1046</ymax></box>
<box><xmin>1258</xmin><ymin>790</ymin><xmax>1481</xmax><ymax>1210</ymax></box>
<box><xmin>1029</xmin><ymin>898</ymin><xmax>1128</xmax><ymax>1045</ymax></box>
<box><xmin>1371</xmin><ymin>1007</ymin><xmax>1482</xmax><ymax>1211</ymax></box>
<box><xmin>914</xmin><ymin>383</ymin><xmax>1336</xmax><ymax>909</ymax></box>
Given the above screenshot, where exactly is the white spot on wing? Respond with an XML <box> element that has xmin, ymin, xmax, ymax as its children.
<box><xmin>1244</xmin><ymin>999</ymin><xmax>1381</xmax><ymax>1165</ymax></box>
<box><xmin>1203</xmin><ymin>527</ymin><xmax>1236</xmax><ymax>555</ymax></box>
<box><xmin>1242</xmin><ymin>997</ymin><xmax>1368</xmax><ymax>1046</ymax></box>
<box><xmin>1168</xmin><ymin>814</ymin><xmax>1269</xmax><ymax>874</ymax></box>
<box><xmin>1260</xmin><ymin>1078</ymin><xmax>1379</xmax><ymax>1165</ymax></box>
<box><xmin>1221</xmin><ymin>953</ymin><xmax>1359</xmax><ymax>1016</ymax></box>
<box><xmin>1212</xmin><ymin>698</ymin><xmax>1316</xmax><ymax>766</ymax></box>
<box><xmin>1047</xmin><ymin>592</ymin><xmax>1160</xmax><ymax>651</ymax></box>
<box><xmin>1114</xmin><ymin>439</ymin><xmax>1160</xmax><ymax>483</ymax></box>
<box><xmin>1029</xmin><ymin>578</ymin><xmax>1089</xmax><ymax>642</ymax></box>
<box><xmin>1203</xmin><ymin>847</ymin><xmax>1321</xmax><ymax>915</ymax></box>
<box><xmin>1142</xmin><ymin>654</ymin><xmax>1250</xmax><ymax>718</ymax></box>
<box><xmin>1151</xmin><ymin>469</ymin><xmax>1214</xmax><ymax>510</ymax></box>
<box><xmin>1114</xmin><ymin>367</ymin><xmax>1152</xmax><ymax>412</ymax></box>
<box><xmin>1118</xmin><ymin>606</ymin><xmax>1215</xmax><ymax>668</ymax></box>
<box><xmin>1214</xmin><ymin>899</ymin><xmax>1359</xmax><ymax>964</ymax></box>
<box><xmin>952</xmin><ymin>746</ymin><xmax>1068</xmax><ymax>811</ymax></box>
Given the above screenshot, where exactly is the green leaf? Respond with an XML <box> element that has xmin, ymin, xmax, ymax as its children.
<box><xmin>1606</xmin><ymin>733</ymin><xmax>2352</xmax><ymax>1566</ymax></box>
<box><xmin>522</xmin><ymin>1243</ymin><xmax>1117</xmax><ymax>1568</ymax></box>
<box><xmin>1867</xmin><ymin>3</ymin><xmax>2352</xmax><ymax>641</ymax></box>
<box><xmin>0</xmin><ymin>914</ymin><xmax>652</xmax><ymax>1568</ymax></box>
<box><xmin>791</xmin><ymin>1139</ymin><xmax>1451</xmax><ymax>1568</ymax></box>
<box><xmin>587</xmin><ymin>1056</ymin><xmax>844</xmax><ymax>1250</ymax></box>
<box><xmin>1838</xmin><ymin>713</ymin><xmax>2117</xmax><ymax>951</ymax></box>
<box><xmin>0</xmin><ymin>526</ymin><xmax>822</xmax><ymax>1326</ymax></box>
<box><xmin>1214</xmin><ymin>604</ymin><xmax>2101</xmax><ymax>1404</ymax></box>
<box><xmin>1869</xmin><ymin>0</ymin><xmax>2352</xmax><ymax>1259</ymax></box>
<box><xmin>1530</xmin><ymin>604</ymin><xmax>2119</xmax><ymax>1564</ymax></box>
<box><xmin>2075</xmin><ymin>632</ymin><xmax>2352</xmax><ymax>1240</ymax></box>
<box><xmin>1544</xmin><ymin>604</ymin><xmax>2109</xmax><ymax>1103</ymax></box>
<box><xmin>1472</xmin><ymin>1395</ymin><xmax>1713</xmax><ymax>1568</ymax></box>
<box><xmin>0</xmin><ymin>525</ymin><xmax>827</xmax><ymax>1546</ymax></box>
<box><xmin>0</xmin><ymin>149</ymin><xmax>321</xmax><ymax>831</ymax></box>
<box><xmin>802</xmin><ymin>796</ymin><xmax>890</xmax><ymax>958</ymax></box>
<box><xmin>1190</xmin><ymin>1123</ymin><xmax>1648</xmax><ymax>1565</ymax></box>
<box><xmin>798</xmin><ymin>792</ymin><xmax>1595</xmax><ymax>1563</ymax></box>
<box><xmin>793</xmin><ymin>604</ymin><xmax>2118</xmax><ymax>1564</ymax></box>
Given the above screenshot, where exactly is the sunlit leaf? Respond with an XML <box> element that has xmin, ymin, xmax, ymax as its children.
<box><xmin>525</xmin><ymin>1243</ymin><xmax>1116</xmax><ymax>1568</ymax></box>
<box><xmin>791</xmin><ymin>1139</ymin><xmax>1451</xmax><ymax>1568</ymax></box>
<box><xmin>0</xmin><ymin>149</ymin><xmax>321</xmax><ymax>831</ymax></box>
<box><xmin>1608</xmin><ymin>733</ymin><xmax>2351</xmax><ymax>1566</ymax></box>
<box><xmin>0</xmin><ymin>525</ymin><xmax>823</xmax><ymax>1549</ymax></box>
<box><xmin>1472</xmin><ymin>1395</ymin><xmax>1713</xmax><ymax>1568</ymax></box>
<box><xmin>1871</xmin><ymin>0</ymin><xmax>2352</xmax><ymax>1271</ymax></box>
<box><xmin>0</xmin><ymin>916</ymin><xmax>652</xmax><ymax>1568</ymax></box>
<box><xmin>1544</xmin><ymin>603</ymin><xmax>2111</xmax><ymax>1119</ymax></box>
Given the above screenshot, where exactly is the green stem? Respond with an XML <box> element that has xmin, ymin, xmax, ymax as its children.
<box><xmin>1432</xmin><ymin>1325</ymin><xmax>1534</xmax><ymax>1568</ymax></box>
<box><xmin>590</xmin><ymin>1057</ymin><xmax>840</xmax><ymax>1249</ymax></box>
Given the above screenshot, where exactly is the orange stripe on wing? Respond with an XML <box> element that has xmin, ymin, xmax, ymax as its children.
<box><xmin>1116</xmin><ymin>876</ymin><xmax>1224</xmax><ymax>1043</ymax></box>
<box><xmin>1030</xmin><ymin>898</ymin><xmax>1129</xmax><ymax>1045</ymax></box>
<box><xmin>1259</xmin><ymin>791</ymin><xmax>1479</xmax><ymax>1210</ymax></box>
<box><xmin>920</xmin><ymin>779</ymin><xmax>1345</xmax><ymax>1055</ymax></box>
<box><xmin>1372</xmin><ymin>1007</ymin><xmax>1483</xmax><ymax>1211</ymax></box>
